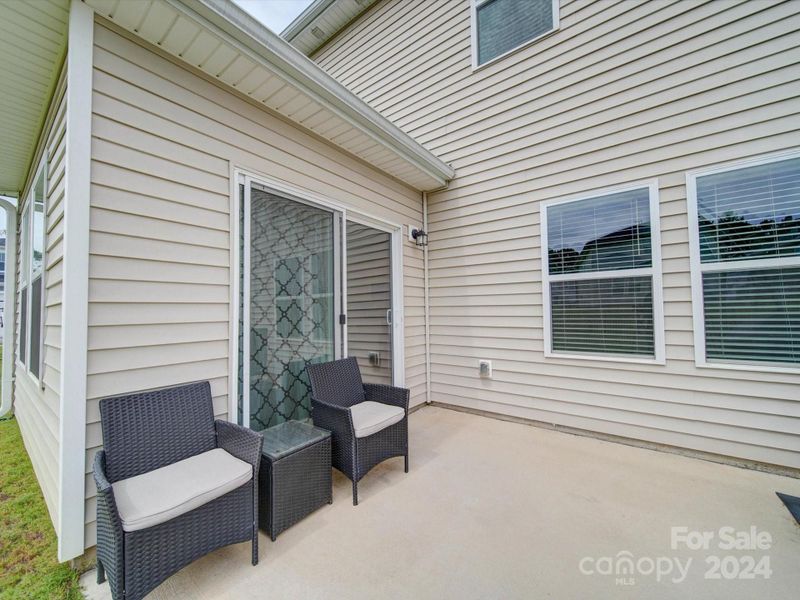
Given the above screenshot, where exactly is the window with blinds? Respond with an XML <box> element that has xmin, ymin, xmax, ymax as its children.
<box><xmin>474</xmin><ymin>0</ymin><xmax>557</xmax><ymax>66</ymax></box>
<box><xmin>690</xmin><ymin>154</ymin><xmax>800</xmax><ymax>368</ymax></box>
<box><xmin>542</xmin><ymin>184</ymin><xmax>663</xmax><ymax>361</ymax></box>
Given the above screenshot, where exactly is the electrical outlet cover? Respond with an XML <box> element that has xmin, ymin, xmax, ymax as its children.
<box><xmin>479</xmin><ymin>360</ymin><xmax>492</xmax><ymax>378</ymax></box>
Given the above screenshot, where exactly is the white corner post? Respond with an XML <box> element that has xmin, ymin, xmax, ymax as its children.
<box><xmin>57</xmin><ymin>0</ymin><xmax>93</xmax><ymax>562</ymax></box>
<box><xmin>0</xmin><ymin>197</ymin><xmax>17</xmax><ymax>418</ymax></box>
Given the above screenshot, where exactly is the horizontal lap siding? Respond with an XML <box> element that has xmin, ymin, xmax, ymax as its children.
<box><xmin>83</xmin><ymin>22</ymin><xmax>424</xmax><ymax>547</ymax></box>
<box><xmin>13</xmin><ymin>72</ymin><xmax>67</xmax><ymax>527</ymax></box>
<box><xmin>313</xmin><ymin>0</ymin><xmax>800</xmax><ymax>468</ymax></box>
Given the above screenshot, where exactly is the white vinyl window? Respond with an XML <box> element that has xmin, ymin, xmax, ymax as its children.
<box><xmin>687</xmin><ymin>151</ymin><xmax>800</xmax><ymax>371</ymax></box>
<box><xmin>541</xmin><ymin>182</ymin><xmax>664</xmax><ymax>363</ymax></box>
<box><xmin>472</xmin><ymin>0</ymin><xmax>559</xmax><ymax>68</ymax></box>
<box><xmin>18</xmin><ymin>159</ymin><xmax>47</xmax><ymax>381</ymax></box>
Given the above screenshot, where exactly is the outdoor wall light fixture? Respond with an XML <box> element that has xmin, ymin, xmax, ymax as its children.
<box><xmin>409</xmin><ymin>227</ymin><xmax>428</xmax><ymax>247</ymax></box>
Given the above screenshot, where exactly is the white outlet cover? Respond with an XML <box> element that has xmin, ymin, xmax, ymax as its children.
<box><xmin>479</xmin><ymin>360</ymin><xmax>492</xmax><ymax>378</ymax></box>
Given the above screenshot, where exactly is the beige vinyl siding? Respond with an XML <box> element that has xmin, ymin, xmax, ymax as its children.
<box><xmin>13</xmin><ymin>68</ymin><xmax>67</xmax><ymax>527</ymax></box>
<box><xmin>82</xmin><ymin>20</ymin><xmax>425</xmax><ymax>547</ymax></box>
<box><xmin>313</xmin><ymin>0</ymin><xmax>800</xmax><ymax>469</ymax></box>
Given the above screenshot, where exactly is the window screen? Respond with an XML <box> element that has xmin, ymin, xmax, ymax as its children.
<box><xmin>544</xmin><ymin>186</ymin><xmax>659</xmax><ymax>358</ymax></box>
<box><xmin>693</xmin><ymin>156</ymin><xmax>800</xmax><ymax>366</ymax></box>
<box><xmin>476</xmin><ymin>0</ymin><xmax>555</xmax><ymax>65</ymax></box>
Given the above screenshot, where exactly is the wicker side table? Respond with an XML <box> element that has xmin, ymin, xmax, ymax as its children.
<box><xmin>258</xmin><ymin>420</ymin><xmax>332</xmax><ymax>541</ymax></box>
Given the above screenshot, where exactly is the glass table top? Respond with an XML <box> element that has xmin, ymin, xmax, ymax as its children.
<box><xmin>261</xmin><ymin>420</ymin><xmax>331</xmax><ymax>460</ymax></box>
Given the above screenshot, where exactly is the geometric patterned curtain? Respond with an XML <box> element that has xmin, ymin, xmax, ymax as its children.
<box><xmin>246</xmin><ymin>187</ymin><xmax>335</xmax><ymax>431</ymax></box>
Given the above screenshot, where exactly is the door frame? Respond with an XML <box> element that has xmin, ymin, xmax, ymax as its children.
<box><xmin>229</xmin><ymin>167</ymin><xmax>405</xmax><ymax>428</ymax></box>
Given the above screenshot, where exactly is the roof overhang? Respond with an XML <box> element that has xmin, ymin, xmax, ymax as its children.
<box><xmin>0</xmin><ymin>0</ymin><xmax>69</xmax><ymax>197</ymax></box>
<box><xmin>83</xmin><ymin>0</ymin><xmax>453</xmax><ymax>191</ymax></box>
<box><xmin>281</xmin><ymin>0</ymin><xmax>377</xmax><ymax>56</ymax></box>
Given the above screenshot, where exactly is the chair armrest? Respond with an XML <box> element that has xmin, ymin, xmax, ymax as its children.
<box><xmin>93</xmin><ymin>451</ymin><xmax>122</xmax><ymax>533</ymax></box>
<box><xmin>363</xmin><ymin>383</ymin><xmax>410</xmax><ymax>412</ymax></box>
<box><xmin>93</xmin><ymin>450</ymin><xmax>124</xmax><ymax>593</ymax></box>
<box><xmin>311</xmin><ymin>397</ymin><xmax>354</xmax><ymax>436</ymax></box>
<box><xmin>215</xmin><ymin>420</ymin><xmax>264</xmax><ymax>468</ymax></box>
<box><xmin>93</xmin><ymin>450</ymin><xmax>112</xmax><ymax>493</ymax></box>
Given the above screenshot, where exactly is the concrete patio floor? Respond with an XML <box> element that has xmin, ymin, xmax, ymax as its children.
<box><xmin>82</xmin><ymin>405</ymin><xmax>800</xmax><ymax>599</ymax></box>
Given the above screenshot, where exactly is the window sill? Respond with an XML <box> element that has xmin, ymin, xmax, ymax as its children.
<box><xmin>544</xmin><ymin>351</ymin><xmax>666</xmax><ymax>366</ymax></box>
<box><xmin>15</xmin><ymin>360</ymin><xmax>42</xmax><ymax>389</ymax></box>
<box><xmin>695</xmin><ymin>360</ymin><xmax>800</xmax><ymax>376</ymax></box>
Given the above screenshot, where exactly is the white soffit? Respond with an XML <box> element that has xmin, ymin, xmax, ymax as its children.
<box><xmin>281</xmin><ymin>0</ymin><xmax>378</xmax><ymax>57</ymax></box>
<box><xmin>83</xmin><ymin>0</ymin><xmax>453</xmax><ymax>191</ymax></box>
<box><xmin>0</xmin><ymin>0</ymin><xmax>69</xmax><ymax>196</ymax></box>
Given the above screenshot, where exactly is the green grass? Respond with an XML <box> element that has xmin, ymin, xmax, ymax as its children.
<box><xmin>0</xmin><ymin>416</ymin><xmax>83</xmax><ymax>599</ymax></box>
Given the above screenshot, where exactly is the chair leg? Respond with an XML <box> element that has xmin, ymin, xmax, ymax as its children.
<box><xmin>405</xmin><ymin>452</ymin><xmax>409</xmax><ymax>473</ymax></box>
<box><xmin>96</xmin><ymin>559</ymin><xmax>106</xmax><ymax>584</ymax></box>
<box><xmin>352</xmin><ymin>479</ymin><xmax>358</xmax><ymax>506</ymax></box>
<box><xmin>252</xmin><ymin>527</ymin><xmax>259</xmax><ymax>566</ymax></box>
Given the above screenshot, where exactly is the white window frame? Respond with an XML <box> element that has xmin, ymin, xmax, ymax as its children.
<box><xmin>471</xmin><ymin>0</ymin><xmax>560</xmax><ymax>70</ymax></box>
<box><xmin>541</xmin><ymin>180</ymin><xmax>665</xmax><ymax>364</ymax></box>
<box><xmin>686</xmin><ymin>149</ymin><xmax>800</xmax><ymax>374</ymax></box>
<box><xmin>17</xmin><ymin>157</ymin><xmax>47</xmax><ymax>385</ymax></box>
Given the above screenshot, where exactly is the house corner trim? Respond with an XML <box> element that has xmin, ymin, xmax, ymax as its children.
<box><xmin>57</xmin><ymin>0</ymin><xmax>93</xmax><ymax>562</ymax></box>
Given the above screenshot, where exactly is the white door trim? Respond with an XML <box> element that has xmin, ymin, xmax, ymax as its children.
<box><xmin>229</xmin><ymin>167</ymin><xmax>406</xmax><ymax>424</ymax></box>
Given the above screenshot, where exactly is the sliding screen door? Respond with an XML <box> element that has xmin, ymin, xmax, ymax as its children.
<box><xmin>346</xmin><ymin>221</ymin><xmax>393</xmax><ymax>385</ymax></box>
<box><xmin>245</xmin><ymin>184</ymin><xmax>338</xmax><ymax>431</ymax></box>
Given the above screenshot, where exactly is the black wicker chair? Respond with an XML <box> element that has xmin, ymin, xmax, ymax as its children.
<box><xmin>93</xmin><ymin>381</ymin><xmax>263</xmax><ymax>600</ymax></box>
<box><xmin>307</xmin><ymin>357</ymin><xmax>409</xmax><ymax>505</ymax></box>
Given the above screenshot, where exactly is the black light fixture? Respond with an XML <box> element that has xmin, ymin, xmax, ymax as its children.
<box><xmin>411</xmin><ymin>227</ymin><xmax>428</xmax><ymax>247</ymax></box>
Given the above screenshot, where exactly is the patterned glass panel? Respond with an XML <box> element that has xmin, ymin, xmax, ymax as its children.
<box><xmin>248</xmin><ymin>187</ymin><xmax>335</xmax><ymax>431</ymax></box>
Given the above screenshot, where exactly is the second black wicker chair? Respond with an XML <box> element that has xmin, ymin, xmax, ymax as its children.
<box><xmin>307</xmin><ymin>357</ymin><xmax>410</xmax><ymax>505</ymax></box>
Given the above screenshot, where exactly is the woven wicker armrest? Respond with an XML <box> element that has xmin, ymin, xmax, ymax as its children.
<box><xmin>311</xmin><ymin>397</ymin><xmax>354</xmax><ymax>434</ymax></box>
<box><xmin>93</xmin><ymin>451</ymin><xmax>120</xmax><ymax>514</ymax></box>
<box><xmin>215</xmin><ymin>420</ymin><xmax>264</xmax><ymax>468</ymax></box>
<box><xmin>363</xmin><ymin>383</ymin><xmax>410</xmax><ymax>412</ymax></box>
<box><xmin>93</xmin><ymin>451</ymin><xmax>125</xmax><ymax>595</ymax></box>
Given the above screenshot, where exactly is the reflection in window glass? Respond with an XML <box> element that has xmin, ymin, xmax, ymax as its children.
<box><xmin>693</xmin><ymin>156</ymin><xmax>800</xmax><ymax>366</ymax></box>
<box><xmin>697</xmin><ymin>157</ymin><xmax>800</xmax><ymax>263</ymax></box>
<box><xmin>547</xmin><ymin>188</ymin><xmax>651</xmax><ymax>275</ymax></box>
<box><xmin>543</xmin><ymin>186</ymin><xmax>658</xmax><ymax>358</ymax></box>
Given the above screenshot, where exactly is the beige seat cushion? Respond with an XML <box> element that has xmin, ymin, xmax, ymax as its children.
<box><xmin>112</xmin><ymin>448</ymin><xmax>252</xmax><ymax>532</ymax></box>
<box><xmin>350</xmin><ymin>401</ymin><xmax>405</xmax><ymax>438</ymax></box>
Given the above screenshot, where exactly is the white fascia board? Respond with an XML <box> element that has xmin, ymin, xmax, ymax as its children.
<box><xmin>57</xmin><ymin>0</ymin><xmax>93</xmax><ymax>562</ymax></box>
<box><xmin>178</xmin><ymin>0</ymin><xmax>454</xmax><ymax>190</ymax></box>
<box><xmin>281</xmin><ymin>0</ymin><xmax>336</xmax><ymax>40</ymax></box>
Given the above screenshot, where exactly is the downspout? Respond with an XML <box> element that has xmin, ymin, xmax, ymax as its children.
<box><xmin>422</xmin><ymin>191</ymin><xmax>431</xmax><ymax>404</ymax></box>
<box><xmin>0</xmin><ymin>197</ymin><xmax>17</xmax><ymax>418</ymax></box>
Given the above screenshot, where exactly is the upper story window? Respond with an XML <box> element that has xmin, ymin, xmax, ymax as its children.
<box><xmin>687</xmin><ymin>152</ymin><xmax>800</xmax><ymax>371</ymax></box>
<box><xmin>473</xmin><ymin>0</ymin><xmax>559</xmax><ymax>67</ymax></box>
<box><xmin>541</xmin><ymin>183</ymin><xmax>664</xmax><ymax>363</ymax></box>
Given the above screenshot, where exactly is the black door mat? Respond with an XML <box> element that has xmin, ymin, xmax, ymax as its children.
<box><xmin>776</xmin><ymin>492</ymin><xmax>800</xmax><ymax>525</ymax></box>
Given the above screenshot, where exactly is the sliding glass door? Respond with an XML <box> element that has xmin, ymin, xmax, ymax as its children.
<box><xmin>346</xmin><ymin>221</ymin><xmax>393</xmax><ymax>385</ymax></box>
<box><xmin>243</xmin><ymin>183</ymin><xmax>340</xmax><ymax>431</ymax></box>
<box><xmin>238</xmin><ymin>177</ymin><xmax>401</xmax><ymax>431</ymax></box>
